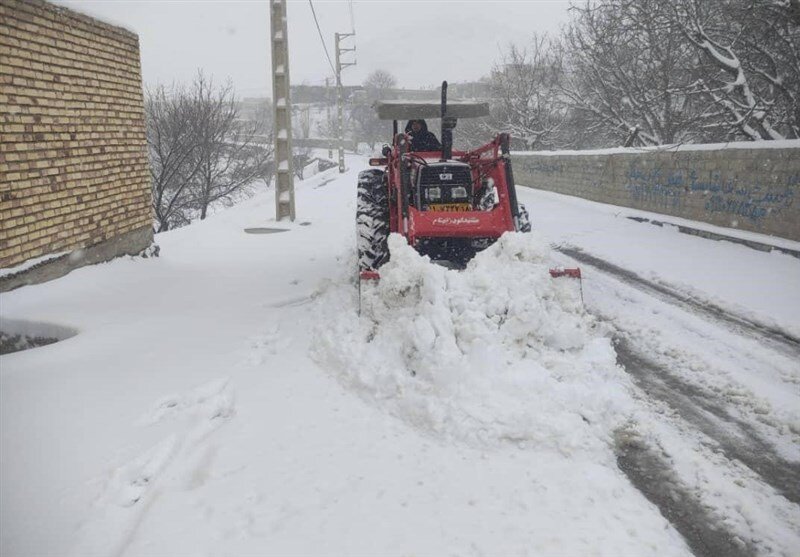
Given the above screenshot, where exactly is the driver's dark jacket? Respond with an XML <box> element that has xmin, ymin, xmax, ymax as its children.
<box><xmin>405</xmin><ymin>120</ymin><xmax>442</xmax><ymax>152</ymax></box>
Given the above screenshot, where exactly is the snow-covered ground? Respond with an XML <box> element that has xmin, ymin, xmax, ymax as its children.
<box><xmin>1</xmin><ymin>158</ymin><xmax>798</xmax><ymax>556</ymax></box>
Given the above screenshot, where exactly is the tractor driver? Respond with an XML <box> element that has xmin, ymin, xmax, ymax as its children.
<box><xmin>405</xmin><ymin>119</ymin><xmax>442</xmax><ymax>152</ymax></box>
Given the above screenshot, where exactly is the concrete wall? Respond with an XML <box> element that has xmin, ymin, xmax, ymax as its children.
<box><xmin>0</xmin><ymin>0</ymin><xmax>153</xmax><ymax>277</ymax></box>
<box><xmin>512</xmin><ymin>143</ymin><xmax>800</xmax><ymax>242</ymax></box>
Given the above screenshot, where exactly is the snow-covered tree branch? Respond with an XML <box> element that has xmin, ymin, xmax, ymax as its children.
<box><xmin>485</xmin><ymin>36</ymin><xmax>568</xmax><ymax>150</ymax></box>
<box><xmin>671</xmin><ymin>0</ymin><xmax>798</xmax><ymax>140</ymax></box>
<box><xmin>562</xmin><ymin>0</ymin><xmax>704</xmax><ymax>147</ymax></box>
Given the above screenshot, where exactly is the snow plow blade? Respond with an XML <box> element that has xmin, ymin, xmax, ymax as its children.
<box><xmin>550</xmin><ymin>267</ymin><xmax>584</xmax><ymax>304</ymax></box>
<box><xmin>549</xmin><ymin>267</ymin><xmax>581</xmax><ymax>279</ymax></box>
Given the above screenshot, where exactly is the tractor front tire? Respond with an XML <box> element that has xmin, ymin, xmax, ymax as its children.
<box><xmin>357</xmin><ymin>169</ymin><xmax>389</xmax><ymax>272</ymax></box>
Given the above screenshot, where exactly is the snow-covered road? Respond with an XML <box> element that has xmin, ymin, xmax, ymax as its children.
<box><xmin>1</xmin><ymin>158</ymin><xmax>798</xmax><ymax>556</ymax></box>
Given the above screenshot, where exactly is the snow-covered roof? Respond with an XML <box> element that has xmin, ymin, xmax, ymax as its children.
<box><xmin>374</xmin><ymin>100</ymin><xmax>489</xmax><ymax>120</ymax></box>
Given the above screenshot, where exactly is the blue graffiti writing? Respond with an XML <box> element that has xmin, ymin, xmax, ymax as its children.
<box><xmin>626</xmin><ymin>167</ymin><xmax>686</xmax><ymax>210</ymax></box>
<box><xmin>704</xmin><ymin>195</ymin><xmax>769</xmax><ymax>221</ymax></box>
<box><xmin>522</xmin><ymin>161</ymin><xmax>563</xmax><ymax>175</ymax></box>
<box><xmin>626</xmin><ymin>165</ymin><xmax>797</xmax><ymax>223</ymax></box>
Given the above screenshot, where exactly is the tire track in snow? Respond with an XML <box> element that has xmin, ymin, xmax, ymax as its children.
<box><xmin>615</xmin><ymin>338</ymin><xmax>800</xmax><ymax>505</ymax></box>
<box><xmin>71</xmin><ymin>378</ymin><xmax>235</xmax><ymax>557</ymax></box>
<box><xmin>551</xmin><ymin>244</ymin><xmax>800</xmax><ymax>503</ymax></box>
<box><xmin>614</xmin><ymin>430</ymin><xmax>756</xmax><ymax>557</ymax></box>
<box><xmin>554</xmin><ymin>244</ymin><xmax>800</xmax><ymax>553</ymax></box>
<box><xmin>554</xmin><ymin>246</ymin><xmax>800</xmax><ymax>358</ymax></box>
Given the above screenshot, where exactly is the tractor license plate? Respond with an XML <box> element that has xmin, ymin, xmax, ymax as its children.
<box><xmin>429</xmin><ymin>203</ymin><xmax>471</xmax><ymax>212</ymax></box>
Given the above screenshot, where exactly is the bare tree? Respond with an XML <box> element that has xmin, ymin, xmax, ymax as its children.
<box><xmin>315</xmin><ymin>110</ymin><xmax>338</xmax><ymax>149</ymax></box>
<box><xmin>365</xmin><ymin>69</ymin><xmax>396</xmax><ymax>91</ymax></box>
<box><xmin>351</xmin><ymin>70</ymin><xmax>397</xmax><ymax>150</ymax></box>
<box><xmin>485</xmin><ymin>36</ymin><xmax>568</xmax><ymax>150</ymax></box>
<box><xmin>145</xmin><ymin>84</ymin><xmax>202</xmax><ymax>232</ymax></box>
<box><xmin>295</xmin><ymin>105</ymin><xmax>312</xmax><ymax>139</ymax></box>
<box><xmin>242</xmin><ymin>97</ymin><xmax>276</xmax><ymax>189</ymax></box>
<box><xmin>145</xmin><ymin>74</ymin><xmax>274</xmax><ymax>230</ymax></box>
<box><xmin>187</xmin><ymin>72</ymin><xmax>273</xmax><ymax>220</ymax></box>
<box><xmin>293</xmin><ymin>144</ymin><xmax>313</xmax><ymax>179</ymax></box>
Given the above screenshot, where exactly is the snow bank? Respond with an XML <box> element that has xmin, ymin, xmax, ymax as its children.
<box><xmin>0</xmin><ymin>250</ymin><xmax>68</xmax><ymax>277</ymax></box>
<box><xmin>315</xmin><ymin>233</ymin><xmax>637</xmax><ymax>457</ymax></box>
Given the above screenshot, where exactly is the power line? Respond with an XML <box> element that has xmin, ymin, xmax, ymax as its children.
<box><xmin>308</xmin><ymin>0</ymin><xmax>336</xmax><ymax>76</ymax></box>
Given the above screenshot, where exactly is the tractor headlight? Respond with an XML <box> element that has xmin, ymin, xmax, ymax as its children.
<box><xmin>451</xmin><ymin>186</ymin><xmax>468</xmax><ymax>199</ymax></box>
<box><xmin>427</xmin><ymin>187</ymin><xmax>441</xmax><ymax>200</ymax></box>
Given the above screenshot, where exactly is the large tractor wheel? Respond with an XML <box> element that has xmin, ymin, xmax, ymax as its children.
<box><xmin>357</xmin><ymin>169</ymin><xmax>389</xmax><ymax>272</ymax></box>
<box><xmin>518</xmin><ymin>203</ymin><xmax>532</xmax><ymax>233</ymax></box>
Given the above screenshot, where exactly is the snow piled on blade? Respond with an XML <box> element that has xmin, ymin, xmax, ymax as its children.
<box><xmin>316</xmin><ymin>232</ymin><xmax>636</xmax><ymax>457</ymax></box>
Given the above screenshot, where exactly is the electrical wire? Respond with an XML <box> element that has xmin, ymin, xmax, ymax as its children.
<box><xmin>308</xmin><ymin>0</ymin><xmax>336</xmax><ymax>76</ymax></box>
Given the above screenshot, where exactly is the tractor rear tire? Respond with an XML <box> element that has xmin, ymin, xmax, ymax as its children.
<box><xmin>518</xmin><ymin>204</ymin><xmax>532</xmax><ymax>233</ymax></box>
<box><xmin>357</xmin><ymin>169</ymin><xmax>389</xmax><ymax>272</ymax></box>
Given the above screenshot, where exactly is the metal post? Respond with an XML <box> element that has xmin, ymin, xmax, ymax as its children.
<box><xmin>334</xmin><ymin>33</ymin><xmax>344</xmax><ymax>173</ymax></box>
<box><xmin>269</xmin><ymin>0</ymin><xmax>294</xmax><ymax>221</ymax></box>
<box><xmin>325</xmin><ymin>77</ymin><xmax>333</xmax><ymax>159</ymax></box>
<box><xmin>334</xmin><ymin>31</ymin><xmax>356</xmax><ymax>174</ymax></box>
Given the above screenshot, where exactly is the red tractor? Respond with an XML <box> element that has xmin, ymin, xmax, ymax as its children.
<box><xmin>357</xmin><ymin>81</ymin><xmax>531</xmax><ymax>279</ymax></box>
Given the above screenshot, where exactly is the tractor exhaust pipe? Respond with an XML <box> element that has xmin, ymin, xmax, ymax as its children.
<box><xmin>440</xmin><ymin>81</ymin><xmax>453</xmax><ymax>161</ymax></box>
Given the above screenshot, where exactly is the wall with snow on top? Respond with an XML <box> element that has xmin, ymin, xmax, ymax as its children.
<box><xmin>0</xmin><ymin>0</ymin><xmax>153</xmax><ymax>289</ymax></box>
<box><xmin>512</xmin><ymin>141</ymin><xmax>800</xmax><ymax>242</ymax></box>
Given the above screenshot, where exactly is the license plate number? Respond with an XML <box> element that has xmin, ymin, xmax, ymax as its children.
<box><xmin>429</xmin><ymin>203</ymin><xmax>471</xmax><ymax>212</ymax></box>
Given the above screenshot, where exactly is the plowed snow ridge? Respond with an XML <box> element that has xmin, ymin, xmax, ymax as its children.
<box><xmin>316</xmin><ymin>233</ymin><xmax>637</xmax><ymax>457</ymax></box>
<box><xmin>313</xmin><ymin>230</ymin><xmax>800</xmax><ymax>556</ymax></box>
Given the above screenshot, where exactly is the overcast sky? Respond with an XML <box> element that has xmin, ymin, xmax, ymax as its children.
<box><xmin>57</xmin><ymin>0</ymin><xmax>571</xmax><ymax>97</ymax></box>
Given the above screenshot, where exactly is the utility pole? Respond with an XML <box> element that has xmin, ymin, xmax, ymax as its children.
<box><xmin>269</xmin><ymin>0</ymin><xmax>294</xmax><ymax>221</ymax></box>
<box><xmin>334</xmin><ymin>31</ymin><xmax>355</xmax><ymax>173</ymax></box>
<box><xmin>325</xmin><ymin>77</ymin><xmax>333</xmax><ymax>159</ymax></box>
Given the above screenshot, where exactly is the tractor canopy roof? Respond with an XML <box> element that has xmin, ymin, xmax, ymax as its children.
<box><xmin>374</xmin><ymin>100</ymin><xmax>489</xmax><ymax>121</ymax></box>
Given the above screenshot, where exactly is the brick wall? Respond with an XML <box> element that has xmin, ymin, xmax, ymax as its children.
<box><xmin>512</xmin><ymin>143</ymin><xmax>800</xmax><ymax>242</ymax></box>
<box><xmin>0</xmin><ymin>0</ymin><xmax>152</xmax><ymax>271</ymax></box>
